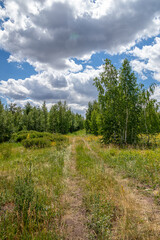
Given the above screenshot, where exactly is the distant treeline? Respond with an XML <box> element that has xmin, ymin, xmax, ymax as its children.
<box><xmin>0</xmin><ymin>101</ymin><xmax>84</xmax><ymax>142</ymax></box>
<box><xmin>85</xmin><ymin>59</ymin><xmax>160</xmax><ymax>144</ymax></box>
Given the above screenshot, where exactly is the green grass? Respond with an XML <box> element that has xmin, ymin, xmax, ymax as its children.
<box><xmin>67</xmin><ymin>129</ymin><xmax>86</xmax><ymax>136</ymax></box>
<box><xmin>1</xmin><ymin>134</ymin><xmax>160</xmax><ymax>239</ymax></box>
<box><xmin>91</xmin><ymin>143</ymin><xmax>160</xmax><ymax>189</ymax></box>
<box><xmin>76</xmin><ymin>143</ymin><xmax>116</xmax><ymax>239</ymax></box>
<box><xmin>0</xmin><ymin>142</ymin><xmax>66</xmax><ymax>239</ymax></box>
<box><xmin>75</xmin><ymin>140</ymin><xmax>160</xmax><ymax>239</ymax></box>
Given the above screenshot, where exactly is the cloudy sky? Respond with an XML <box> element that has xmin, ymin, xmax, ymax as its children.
<box><xmin>0</xmin><ymin>0</ymin><xmax>160</xmax><ymax>114</ymax></box>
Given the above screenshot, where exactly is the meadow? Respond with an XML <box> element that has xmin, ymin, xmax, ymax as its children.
<box><xmin>0</xmin><ymin>136</ymin><xmax>68</xmax><ymax>239</ymax></box>
<box><xmin>0</xmin><ymin>131</ymin><xmax>160</xmax><ymax>239</ymax></box>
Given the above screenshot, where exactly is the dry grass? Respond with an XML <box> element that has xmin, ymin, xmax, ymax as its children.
<box><xmin>77</xmin><ymin>138</ymin><xmax>160</xmax><ymax>240</ymax></box>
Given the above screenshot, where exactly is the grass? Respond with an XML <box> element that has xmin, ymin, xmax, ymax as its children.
<box><xmin>75</xmin><ymin>140</ymin><xmax>160</xmax><ymax>239</ymax></box>
<box><xmin>67</xmin><ymin>129</ymin><xmax>86</xmax><ymax>136</ymax></box>
<box><xmin>76</xmin><ymin>143</ymin><xmax>115</xmax><ymax>239</ymax></box>
<box><xmin>89</xmin><ymin>139</ymin><xmax>160</xmax><ymax>199</ymax></box>
<box><xmin>0</xmin><ymin>141</ymin><xmax>66</xmax><ymax>239</ymax></box>
<box><xmin>1</xmin><ymin>133</ymin><xmax>160</xmax><ymax>239</ymax></box>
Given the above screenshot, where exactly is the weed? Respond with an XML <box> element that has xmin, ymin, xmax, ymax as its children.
<box><xmin>14</xmin><ymin>172</ymin><xmax>35</xmax><ymax>224</ymax></box>
<box><xmin>0</xmin><ymin>143</ymin><xmax>12</xmax><ymax>160</ymax></box>
<box><xmin>85</xmin><ymin>193</ymin><xmax>114</xmax><ymax>240</ymax></box>
<box><xmin>0</xmin><ymin>141</ymin><xmax>66</xmax><ymax>239</ymax></box>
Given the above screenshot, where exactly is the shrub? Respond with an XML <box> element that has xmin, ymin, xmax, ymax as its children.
<box><xmin>22</xmin><ymin>138</ymin><xmax>51</xmax><ymax>148</ymax></box>
<box><xmin>11</xmin><ymin>130</ymin><xmax>68</xmax><ymax>142</ymax></box>
<box><xmin>11</xmin><ymin>131</ymin><xmax>69</xmax><ymax>149</ymax></box>
<box><xmin>52</xmin><ymin>133</ymin><xmax>68</xmax><ymax>143</ymax></box>
<box><xmin>11</xmin><ymin>131</ymin><xmax>53</xmax><ymax>142</ymax></box>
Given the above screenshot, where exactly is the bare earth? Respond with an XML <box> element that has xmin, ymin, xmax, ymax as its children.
<box><xmin>61</xmin><ymin>138</ymin><xmax>89</xmax><ymax>240</ymax></box>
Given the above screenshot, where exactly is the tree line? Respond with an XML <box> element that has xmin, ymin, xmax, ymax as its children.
<box><xmin>0</xmin><ymin>101</ymin><xmax>84</xmax><ymax>142</ymax></box>
<box><xmin>85</xmin><ymin>59</ymin><xmax>160</xmax><ymax>144</ymax></box>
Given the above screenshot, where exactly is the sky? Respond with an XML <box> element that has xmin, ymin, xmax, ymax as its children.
<box><xmin>0</xmin><ymin>0</ymin><xmax>160</xmax><ymax>115</ymax></box>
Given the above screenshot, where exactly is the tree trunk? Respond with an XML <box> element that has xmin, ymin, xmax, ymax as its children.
<box><xmin>125</xmin><ymin>109</ymin><xmax>128</xmax><ymax>144</ymax></box>
<box><xmin>144</xmin><ymin>107</ymin><xmax>149</xmax><ymax>145</ymax></box>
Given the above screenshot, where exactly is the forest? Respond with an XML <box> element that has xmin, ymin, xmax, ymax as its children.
<box><xmin>0</xmin><ymin>100</ymin><xmax>84</xmax><ymax>142</ymax></box>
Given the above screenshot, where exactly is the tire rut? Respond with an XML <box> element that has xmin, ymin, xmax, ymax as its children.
<box><xmin>61</xmin><ymin>138</ymin><xmax>89</xmax><ymax>240</ymax></box>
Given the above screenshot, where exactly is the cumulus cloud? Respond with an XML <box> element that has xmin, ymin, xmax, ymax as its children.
<box><xmin>0</xmin><ymin>0</ymin><xmax>160</xmax><ymax>69</ymax></box>
<box><xmin>0</xmin><ymin>66</ymin><xmax>101</xmax><ymax>113</ymax></box>
<box><xmin>130</xmin><ymin>37</ymin><xmax>160</xmax><ymax>81</ymax></box>
<box><xmin>1</xmin><ymin>0</ymin><xmax>160</xmax><ymax>113</ymax></box>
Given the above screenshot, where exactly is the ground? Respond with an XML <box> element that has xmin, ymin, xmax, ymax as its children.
<box><xmin>0</xmin><ymin>133</ymin><xmax>160</xmax><ymax>239</ymax></box>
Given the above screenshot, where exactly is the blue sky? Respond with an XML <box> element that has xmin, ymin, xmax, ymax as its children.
<box><xmin>0</xmin><ymin>0</ymin><xmax>160</xmax><ymax>114</ymax></box>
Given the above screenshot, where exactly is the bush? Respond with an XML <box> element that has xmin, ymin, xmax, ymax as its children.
<box><xmin>11</xmin><ymin>130</ymin><xmax>68</xmax><ymax>143</ymax></box>
<box><xmin>22</xmin><ymin>138</ymin><xmax>51</xmax><ymax>148</ymax></box>
<box><xmin>52</xmin><ymin>133</ymin><xmax>68</xmax><ymax>143</ymax></box>
<box><xmin>11</xmin><ymin>131</ymin><xmax>53</xmax><ymax>142</ymax></box>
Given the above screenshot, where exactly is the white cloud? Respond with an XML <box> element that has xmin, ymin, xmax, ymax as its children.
<box><xmin>153</xmin><ymin>85</ymin><xmax>160</xmax><ymax>102</ymax></box>
<box><xmin>0</xmin><ymin>66</ymin><xmax>101</xmax><ymax>113</ymax></box>
<box><xmin>1</xmin><ymin>0</ymin><xmax>160</xmax><ymax>112</ymax></box>
<box><xmin>1</xmin><ymin>0</ymin><xmax>160</xmax><ymax>69</ymax></box>
<box><xmin>130</xmin><ymin>37</ymin><xmax>160</xmax><ymax>81</ymax></box>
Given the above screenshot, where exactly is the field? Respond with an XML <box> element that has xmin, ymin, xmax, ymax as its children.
<box><xmin>0</xmin><ymin>131</ymin><xmax>160</xmax><ymax>239</ymax></box>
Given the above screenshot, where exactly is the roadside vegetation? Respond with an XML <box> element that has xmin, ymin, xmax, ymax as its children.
<box><xmin>0</xmin><ymin>137</ymin><xmax>67</xmax><ymax>239</ymax></box>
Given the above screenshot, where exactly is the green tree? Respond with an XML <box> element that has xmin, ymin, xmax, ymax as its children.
<box><xmin>41</xmin><ymin>101</ymin><xmax>48</xmax><ymax>132</ymax></box>
<box><xmin>92</xmin><ymin>58</ymin><xmax>159</xmax><ymax>144</ymax></box>
<box><xmin>94</xmin><ymin>59</ymin><xmax>120</xmax><ymax>142</ymax></box>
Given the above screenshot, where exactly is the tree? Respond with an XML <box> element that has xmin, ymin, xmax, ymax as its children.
<box><xmin>92</xmin><ymin>58</ymin><xmax>159</xmax><ymax>144</ymax></box>
<box><xmin>118</xmin><ymin>59</ymin><xmax>141</xmax><ymax>144</ymax></box>
<box><xmin>94</xmin><ymin>59</ymin><xmax>120</xmax><ymax>143</ymax></box>
<box><xmin>41</xmin><ymin>101</ymin><xmax>48</xmax><ymax>132</ymax></box>
<box><xmin>140</xmin><ymin>85</ymin><xmax>160</xmax><ymax>144</ymax></box>
<box><xmin>0</xmin><ymin>101</ymin><xmax>5</xmax><ymax>142</ymax></box>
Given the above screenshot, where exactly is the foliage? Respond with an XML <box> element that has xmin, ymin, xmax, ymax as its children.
<box><xmin>0</xmin><ymin>101</ymin><xmax>84</xmax><ymax>143</ymax></box>
<box><xmin>12</xmin><ymin>130</ymin><xmax>54</xmax><ymax>142</ymax></box>
<box><xmin>86</xmin><ymin>58</ymin><xmax>160</xmax><ymax>144</ymax></box>
<box><xmin>22</xmin><ymin>137</ymin><xmax>51</xmax><ymax>148</ymax></box>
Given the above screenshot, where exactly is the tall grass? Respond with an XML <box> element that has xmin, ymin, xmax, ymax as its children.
<box><xmin>0</xmin><ymin>141</ymin><xmax>66</xmax><ymax>239</ymax></box>
<box><xmin>75</xmin><ymin>141</ymin><xmax>160</xmax><ymax>239</ymax></box>
<box><xmin>91</xmin><ymin>141</ymin><xmax>160</xmax><ymax>190</ymax></box>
